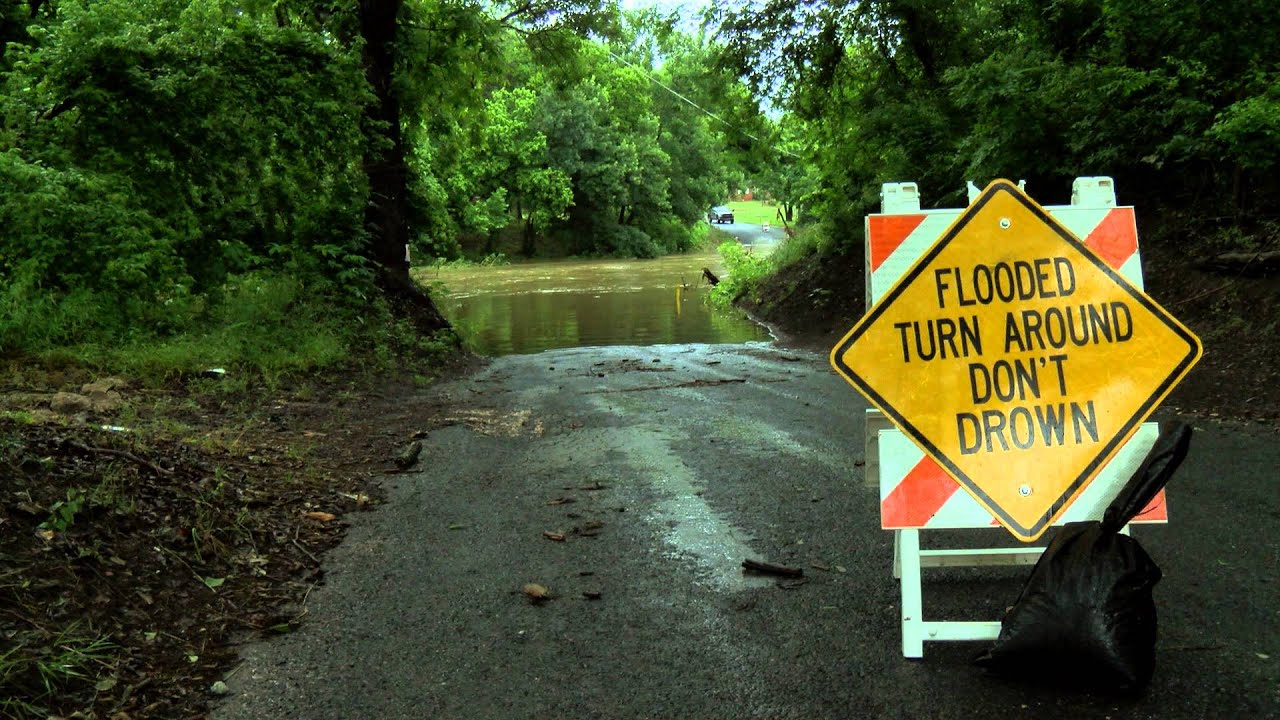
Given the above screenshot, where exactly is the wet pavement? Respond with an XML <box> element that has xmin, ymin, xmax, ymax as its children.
<box><xmin>216</xmin><ymin>343</ymin><xmax>1280</xmax><ymax>719</ymax></box>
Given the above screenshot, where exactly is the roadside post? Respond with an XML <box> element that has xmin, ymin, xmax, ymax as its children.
<box><xmin>830</xmin><ymin>178</ymin><xmax>1202</xmax><ymax>657</ymax></box>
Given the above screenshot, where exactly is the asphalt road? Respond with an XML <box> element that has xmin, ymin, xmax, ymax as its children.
<box><xmin>216</xmin><ymin>343</ymin><xmax>1279</xmax><ymax>719</ymax></box>
<box><xmin>713</xmin><ymin>219</ymin><xmax>780</xmax><ymax>249</ymax></box>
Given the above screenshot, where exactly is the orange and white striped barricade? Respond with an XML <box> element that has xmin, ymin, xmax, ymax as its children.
<box><xmin>865</xmin><ymin>178</ymin><xmax>1168</xmax><ymax>658</ymax></box>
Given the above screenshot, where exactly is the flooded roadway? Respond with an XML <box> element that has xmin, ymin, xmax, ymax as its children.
<box><xmin>421</xmin><ymin>228</ymin><xmax>780</xmax><ymax>355</ymax></box>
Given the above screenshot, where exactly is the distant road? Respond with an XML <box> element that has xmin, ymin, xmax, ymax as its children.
<box><xmin>712</xmin><ymin>218</ymin><xmax>782</xmax><ymax>249</ymax></box>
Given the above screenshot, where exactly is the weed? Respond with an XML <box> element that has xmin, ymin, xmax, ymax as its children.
<box><xmin>0</xmin><ymin>623</ymin><xmax>117</xmax><ymax>714</ymax></box>
<box><xmin>709</xmin><ymin>241</ymin><xmax>771</xmax><ymax>308</ymax></box>
<box><xmin>766</xmin><ymin>224</ymin><xmax>828</xmax><ymax>270</ymax></box>
<box><xmin>283</xmin><ymin>441</ymin><xmax>314</xmax><ymax>462</ymax></box>
<box><xmin>191</xmin><ymin>478</ymin><xmax>232</xmax><ymax>563</ymax></box>
<box><xmin>8</xmin><ymin>271</ymin><xmax>437</xmax><ymax>389</ymax></box>
<box><xmin>40</xmin><ymin>488</ymin><xmax>86</xmax><ymax>532</ymax></box>
<box><xmin>0</xmin><ymin>409</ymin><xmax>35</xmax><ymax>424</ymax></box>
<box><xmin>89</xmin><ymin>466</ymin><xmax>136</xmax><ymax>516</ymax></box>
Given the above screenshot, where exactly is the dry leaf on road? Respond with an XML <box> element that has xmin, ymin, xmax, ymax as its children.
<box><xmin>573</xmin><ymin>521</ymin><xmax>604</xmax><ymax>537</ymax></box>
<box><xmin>522</xmin><ymin>583</ymin><xmax>551</xmax><ymax>601</ymax></box>
<box><xmin>304</xmin><ymin>511</ymin><xmax>336</xmax><ymax>522</ymax></box>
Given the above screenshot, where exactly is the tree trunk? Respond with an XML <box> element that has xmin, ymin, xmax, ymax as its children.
<box><xmin>522</xmin><ymin>218</ymin><xmax>536</xmax><ymax>257</ymax></box>
<box><xmin>358</xmin><ymin>0</ymin><xmax>449</xmax><ymax>330</ymax></box>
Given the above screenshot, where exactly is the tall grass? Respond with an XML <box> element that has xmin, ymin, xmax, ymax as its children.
<box><xmin>0</xmin><ymin>271</ymin><xmax>454</xmax><ymax>386</ymax></box>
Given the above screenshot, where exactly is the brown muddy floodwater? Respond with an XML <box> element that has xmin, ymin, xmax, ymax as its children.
<box><xmin>420</xmin><ymin>249</ymin><xmax>772</xmax><ymax>356</ymax></box>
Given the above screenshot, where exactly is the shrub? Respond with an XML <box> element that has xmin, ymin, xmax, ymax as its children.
<box><xmin>709</xmin><ymin>240</ymin><xmax>770</xmax><ymax>307</ymax></box>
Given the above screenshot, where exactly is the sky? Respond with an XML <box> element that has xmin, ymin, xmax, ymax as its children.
<box><xmin>619</xmin><ymin>0</ymin><xmax>703</xmax><ymax>13</ymax></box>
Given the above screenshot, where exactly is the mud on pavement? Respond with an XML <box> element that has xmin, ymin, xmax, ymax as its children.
<box><xmin>215</xmin><ymin>343</ymin><xmax>1280</xmax><ymax>720</ymax></box>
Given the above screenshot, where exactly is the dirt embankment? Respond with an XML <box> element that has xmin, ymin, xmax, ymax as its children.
<box><xmin>740</xmin><ymin>237</ymin><xmax>1280</xmax><ymax>427</ymax></box>
<box><xmin>0</xmin><ymin>357</ymin><xmax>483</xmax><ymax>719</ymax></box>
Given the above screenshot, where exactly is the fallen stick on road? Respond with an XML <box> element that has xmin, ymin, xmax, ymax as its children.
<box><xmin>591</xmin><ymin>378</ymin><xmax>747</xmax><ymax>394</ymax></box>
<box><xmin>742</xmin><ymin>559</ymin><xmax>805</xmax><ymax>577</ymax></box>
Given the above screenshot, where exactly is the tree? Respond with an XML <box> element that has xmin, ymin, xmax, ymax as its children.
<box><xmin>717</xmin><ymin>0</ymin><xmax>1280</xmax><ymax>251</ymax></box>
<box><xmin>478</xmin><ymin>88</ymin><xmax>573</xmax><ymax>255</ymax></box>
<box><xmin>357</xmin><ymin>0</ymin><xmax>449</xmax><ymax>328</ymax></box>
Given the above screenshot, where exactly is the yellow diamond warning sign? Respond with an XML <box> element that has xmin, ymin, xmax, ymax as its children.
<box><xmin>831</xmin><ymin>180</ymin><xmax>1201</xmax><ymax>541</ymax></box>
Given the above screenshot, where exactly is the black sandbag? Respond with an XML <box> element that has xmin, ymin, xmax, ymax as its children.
<box><xmin>975</xmin><ymin>423</ymin><xmax>1193</xmax><ymax>691</ymax></box>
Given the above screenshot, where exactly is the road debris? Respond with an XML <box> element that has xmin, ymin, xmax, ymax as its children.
<box><xmin>573</xmin><ymin>521</ymin><xmax>604</xmax><ymax>537</ymax></box>
<box><xmin>395</xmin><ymin>440</ymin><xmax>423</xmax><ymax>469</ymax></box>
<box><xmin>742</xmin><ymin>559</ymin><xmax>805</xmax><ymax>577</ymax></box>
<box><xmin>339</xmin><ymin>491</ymin><xmax>372</xmax><ymax>506</ymax></box>
<box><xmin>522</xmin><ymin>583</ymin><xmax>551</xmax><ymax>602</ymax></box>
<box><xmin>592</xmin><ymin>378</ymin><xmax>747</xmax><ymax>394</ymax></box>
<box><xmin>543</xmin><ymin>531</ymin><xmax>566</xmax><ymax>541</ymax></box>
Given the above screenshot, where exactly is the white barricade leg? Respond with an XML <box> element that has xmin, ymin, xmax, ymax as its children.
<box><xmin>892</xmin><ymin>529</ymin><xmax>902</xmax><ymax>579</ymax></box>
<box><xmin>898</xmin><ymin>528</ymin><xmax>925</xmax><ymax>658</ymax></box>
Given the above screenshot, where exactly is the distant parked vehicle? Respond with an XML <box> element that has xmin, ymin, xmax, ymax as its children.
<box><xmin>708</xmin><ymin>206</ymin><xmax>735</xmax><ymax>224</ymax></box>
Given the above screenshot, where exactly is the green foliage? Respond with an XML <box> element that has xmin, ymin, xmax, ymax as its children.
<box><xmin>0</xmin><ymin>153</ymin><xmax>184</xmax><ymax>312</ymax></box>
<box><xmin>40</xmin><ymin>488</ymin><xmax>86</xmax><ymax>533</ymax></box>
<box><xmin>719</xmin><ymin>0</ymin><xmax>1280</xmax><ymax>249</ymax></box>
<box><xmin>0</xmin><ymin>0</ymin><xmax>759</xmax><ymax>375</ymax></box>
<box><xmin>0</xmin><ymin>0</ymin><xmax>435</xmax><ymax>377</ymax></box>
<box><xmin>429</xmin><ymin>252</ymin><xmax>511</xmax><ymax>269</ymax></box>
<box><xmin>1207</xmin><ymin>77</ymin><xmax>1280</xmax><ymax>171</ymax></box>
<box><xmin>766</xmin><ymin>223</ymin><xmax>834</xmax><ymax>271</ymax></box>
<box><xmin>5</xmin><ymin>0</ymin><xmax>371</xmax><ymax>284</ymax></box>
<box><xmin>404</xmin><ymin>9</ymin><xmax>750</xmax><ymax>260</ymax></box>
<box><xmin>0</xmin><ymin>622</ymin><xmax>116</xmax><ymax>715</ymax></box>
<box><xmin>709</xmin><ymin>240</ymin><xmax>770</xmax><ymax>307</ymax></box>
<box><xmin>3</xmin><ymin>271</ymin><xmax>452</xmax><ymax>386</ymax></box>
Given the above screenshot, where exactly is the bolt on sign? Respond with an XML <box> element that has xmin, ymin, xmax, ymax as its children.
<box><xmin>831</xmin><ymin>180</ymin><xmax>1202</xmax><ymax>541</ymax></box>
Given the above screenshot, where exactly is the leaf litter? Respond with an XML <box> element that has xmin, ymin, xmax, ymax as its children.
<box><xmin>0</xmin><ymin>391</ymin><xmax>389</xmax><ymax>719</ymax></box>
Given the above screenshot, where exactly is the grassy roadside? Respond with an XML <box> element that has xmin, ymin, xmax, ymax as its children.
<box><xmin>0</xmin><ymin>289</ymin><xmax>479</xmax><ymax>719</ymax></box>
<box><xmin>707</xmin><ymin>221</ymin><xmax>835</xmax><ymax>311</ymax></box>
<box><xmin>724</xmin><ymin>199</ymin><xmax>796</xmax><ymax>226</ymax></box>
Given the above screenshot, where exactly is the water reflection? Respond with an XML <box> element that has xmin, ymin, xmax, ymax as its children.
<box><xmin>420</xmin><ymin>250</ymin><xmax>772</xmax><ymax>356</ymax></box>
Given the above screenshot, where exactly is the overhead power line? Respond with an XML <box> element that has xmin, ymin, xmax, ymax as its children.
<box><xmin>606</xmin><ymin>50</ymin><xmax>802</xmax><ymax>159</ymax></box>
